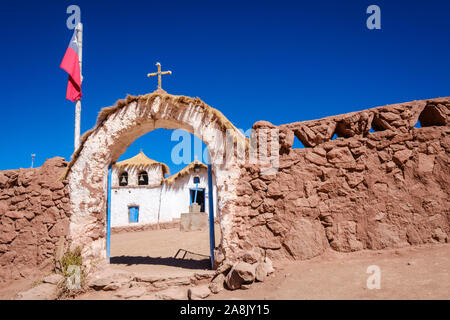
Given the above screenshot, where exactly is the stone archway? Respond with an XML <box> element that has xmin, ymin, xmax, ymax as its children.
<box><xmin>65</xmin><ymin>92</ymin><xmax>247</xmax><ymax>271</ymax></box>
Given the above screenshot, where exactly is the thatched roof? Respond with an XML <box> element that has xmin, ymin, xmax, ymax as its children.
<box><xmin>61</xmin><ymin>92</ymin><xmax>246</xmax><ymax>180</ymax></box>
<box><xmin>164</xmin><ymin>160</ymin><xmax>207</xmax><ymax>185</ymax></box>
<box><xmin>114</xmin><ymin>151</ymin><xmax>170</xmax><ymax>175</ymax></box>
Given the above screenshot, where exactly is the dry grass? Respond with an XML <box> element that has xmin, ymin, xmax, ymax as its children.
<box><xmin>114</xmin><ymin>151</ymin><xmax>170</xmax><ymax>176</ymax></box>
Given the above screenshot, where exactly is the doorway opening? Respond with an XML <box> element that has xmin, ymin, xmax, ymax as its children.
<box><xmin>190</xmin><ymin>188</ymin><xmax>205</xmax><ymax>212</ymax></box>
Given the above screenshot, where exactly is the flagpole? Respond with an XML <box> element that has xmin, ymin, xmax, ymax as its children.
<box><xmin>74</xmin><ymin>22</ymin><xmax>83</xmax><ymax>151</ymax></box>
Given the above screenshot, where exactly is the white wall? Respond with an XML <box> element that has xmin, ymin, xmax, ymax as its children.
<box><xmin>110</xmin><ymin>166</ymin><xmax>218</xmax><ymax>227</ymax></box>
<box><xmin>111</xmin><ymin>187</ymin><xmax>162</xmax><ymax>226</ymax></box>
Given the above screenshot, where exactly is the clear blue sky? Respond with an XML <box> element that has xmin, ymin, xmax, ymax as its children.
<box><xmin>1</xmin><ymin>0</ymin><xmax>449</xmax><ymax>174</ymax></box>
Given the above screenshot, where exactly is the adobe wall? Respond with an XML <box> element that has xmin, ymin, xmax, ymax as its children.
<box><xmin>0</xmin><ymin>158</ymin><xmax>70</xmax><ymax>282</ymax></box>
<box><xmin>226</xmin><ymin>98</ymin><xmax>449</xmax><ymax>267</ymax></box>
<box><xmin>0</xmin><ymin>95</ymin><xmax>448</xmax><ymax>288</ymax></box>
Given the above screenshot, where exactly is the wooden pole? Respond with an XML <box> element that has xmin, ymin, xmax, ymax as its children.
<box><xmin>74</xmin><ymin>22</ymin><xmax>83</xmax><ymax>151</ymax></box>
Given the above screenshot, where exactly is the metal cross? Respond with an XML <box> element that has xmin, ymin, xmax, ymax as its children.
<box><xmin>147</xmin><ymin>62</ymin><xmax>172</xmax><ymax>90</ymax></box>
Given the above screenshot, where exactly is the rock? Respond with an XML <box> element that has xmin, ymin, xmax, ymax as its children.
<box><xmin>255</xmin><ymin>258</ymin><xmax>274</xmax><ymax>282</ymax></box>
<box><xmin>250</xmin><ymin>179</ymin><xmax>267</xmax><ymax>191</ymax></box>
<box><xmin>255</xmin><ymin>263</ymin><xmax>268</xmax><ymax>282</ymax></box>
<box><xmin>279</xmin><ymin>128</ymin><xmax>295</xmax><ymax>153</ymax></box>
<box><xmin>42</xmin><ymin>273</ymin><xmax>64</xmax><ymax>285</ymax></box>
<box><xmin>115</xmin><ymin>287</ymin><xmax>147</xmax><ymax>299</ymax></box>
<box><xmin>215</xmin><ymin>261</ymin><xmax>233</xmax><ymax>275</ymax></box>
<box><xmin>266</xmin><ymin>182</ymin><xmax>283</xmax><ymax>197</ymax></box>
<box><xmin>16</xmin><ymin>283</ymin><xmax>58</xmax><ymax>300</ymax></box>
<box><xmin>305</xmin><ymin>152</ymin><xmax>327</xmax><ymax>166</ymax></box>
<box><xmin>236</xmin><ymin>182</ymin><xmax>253</xmax><ymax>196</ymax></box>
<box><xmin>88</xmin><ymin>268</ymin><xmax>133</xmax><ymax>290</ymax></box>
<box><xmin>264</xmin><ymin>257</ymin><xmax>275</xmax><ymax>274</ymax></box>
<box><xmin>225</xmin><ymin>262</ymin><xmax>256</xmax><ymax>290</ymax></box>
<box><xmin>393</xmin><ymin>149</ymin><xmax>412</xmax><ymax>166</ymax></box>
<box><xmin>188</xmin><ymin>285</ymin><xmax>211</xmax><ymax>300</ymax></box>
<box><xmin>0</xmin><ymin>251</ymin><xmax>16</xmax><ymax>266</ymax></box>
<box><xmin>432</xmin><ymin>228</ymin><xmax>448</xmax><ymax>243</ymax></box>
<box><xmin>241</xmin><ymin>251</ymin><xmax>261</xmax><ymax>264</ymax></box>
<box><xmin>49</xmin><ymin>182</ymin><xmax>65</xmax><ymax>191</ymax></box>
<box><xmin>104</xmin><ymin>283</ymin><xmax>122</xmax><ymax>291</ymax></box>
<box><xmin>134</xmin><ymin>274</ymin><xmax>163</xmax><ymax>283</ymax></box>
<box><xmin>48</xmin><ymin>218</ymin><xmax>69</xmax><ymax>237</ymax></box>
<box><xmin>327</xmin><ymin>147</ymin><xmax>356</xmax><ymax>166</ymax></box>
<box><xmin>155</xmin><ymin>287</ymin><xmax>187</xmax><ymax>300</ymax></box>
<box><xmin>5</xmin><ymin>211</ymin><xmax>24</xmax><ymax>219</ymax></box>
<box><xmin>416</xmin><ymin>153</ymin><xmax>435</xmax><ymax>175</ymax></box>
<box><xmin>0</xmin><ymin>231</ymin><xmax>17</xmax><ymax>244</ymax></box>
<box><xmin>213</xmin><ymin>249</ymin><xmax>225</xmax><ymax>269</ymax></box>
<box><xmin>209</xmin><ymin>273</ymin><xmax>225</xmax><ymax>294</ymax></box>
<box><xmin>282</xmin><ymin>218</ymin><xmax>329</xmax><ymax>260</ymax></box>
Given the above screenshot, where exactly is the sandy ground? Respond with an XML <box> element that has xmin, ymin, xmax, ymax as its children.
<box><xmin>1</xmin><ymin>226</ymin><xmax>448</xmax><ymax>300</ymax></box>
<box><xmin>209</xmin><ymin>243</ymin><xmax>450</xmax><ymax>300</ymax></box>
<box><xmin>0</xmin><ymin>277</ymin><xmax>41</xmax><ymax>300</ymax></box>
<box><xmin>109</xmin><ymin>224</ymin><xmax>221</xmax><ymax>277</ymax></box>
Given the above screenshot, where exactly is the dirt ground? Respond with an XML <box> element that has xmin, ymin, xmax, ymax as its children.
<box><xmin>109</xmin><ymin>224</ymin><xmax>221</xmax><ymax>277</ymax></box>
<box><xmin>94</xmin><ymin>228</ymin><xmax>450</xmax><ymax>300</ymax></box>
<box><xmin>210</xmin><ymin>243</ymin><xmax>450</xmax><ymax>300</ymax></box>
<box><xmin>1</xmin><ymin>226</ymin><xmax>448</xmax><ymax>300</ymax></box>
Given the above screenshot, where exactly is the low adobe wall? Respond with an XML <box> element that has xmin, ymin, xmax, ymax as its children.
<box><xmin>224</xmin><ymin>98</ymin><xmax>449</xmax><ymax>267</ymax></box>
<box><xmin>0</xmin><ymin>158</ymin><xmax>70</xmax><ymax>282</ymax></box>
<box><xmin>0</xmin><ymin>96</ymin><xmax>448</xmax><ymax>290</ymax></box>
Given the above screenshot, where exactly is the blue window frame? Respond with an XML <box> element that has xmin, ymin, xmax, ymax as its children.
<box><xmin>128</xmin><ymin>206</ymin><xmax>139</xmax><ymax>223</ymax></box>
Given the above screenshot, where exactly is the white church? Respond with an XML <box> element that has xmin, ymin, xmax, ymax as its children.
<box><xmin>110</xmin><ymin>151</ymin><xmax>217</xmax><ymax>227</ymax></box>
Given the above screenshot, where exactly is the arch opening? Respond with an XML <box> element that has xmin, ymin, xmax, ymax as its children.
<box><xmin>418</xmin><ymin>104</ymin><xmax>447</xmax><ymax>127</ymax></box>
<box><xmin>109</xmin><ymin>128</ymin><xmax>220</xmax><ymax>273</ymax></box>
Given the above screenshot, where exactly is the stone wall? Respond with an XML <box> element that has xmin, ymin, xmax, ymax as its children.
<box><xmin>1</xmin><ymin>95</ymin><xmax>448</xmax><ymax>291</ymax></box>
<box><xmin>0</xmin><ymin>157</ymin><xmax>70</xmax><ymax>282</ymax></box>
<box><xmin>226</xmin><ymin>98</ymin><xmax>449</xmax><ymax>267</ymax></box>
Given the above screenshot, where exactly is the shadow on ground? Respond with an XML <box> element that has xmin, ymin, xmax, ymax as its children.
<box><xmin>110</xmin><ymin>255</ymin><xmax>210</xmax><ymax>270</ymax></box>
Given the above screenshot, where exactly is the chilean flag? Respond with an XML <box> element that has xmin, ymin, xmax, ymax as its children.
<box><xmin>60</xmin><ymin>29</ymin><xmax>82</xmax><ymax>102</ymax></box>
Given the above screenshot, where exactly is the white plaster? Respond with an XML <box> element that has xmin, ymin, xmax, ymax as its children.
<box><xmin>111</xmin><ymin>166</ymin><xmax>218</xmax><ymax>227</ymax></box>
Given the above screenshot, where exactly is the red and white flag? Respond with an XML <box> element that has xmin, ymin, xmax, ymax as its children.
<box><xmin>60</xmin><ymin>29</ymin><xmax>82</xmax><ymax>102</ymax></box>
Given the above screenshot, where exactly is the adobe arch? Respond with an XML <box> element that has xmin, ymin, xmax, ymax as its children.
<box><xmin>65</xmin><ymin>92</ymin><xmax>247</xmax><ymax>270</ymax></box>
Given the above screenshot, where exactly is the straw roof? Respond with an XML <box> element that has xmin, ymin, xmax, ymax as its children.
<box><xmin>164</xmin><ymin>160</ymin><xmax>207</xmax><ymax>185</ymax></box>
<box><xmin>114</xmin><ymin>151</ymin><xmax>170</xmax><ymax>176</ymax></box>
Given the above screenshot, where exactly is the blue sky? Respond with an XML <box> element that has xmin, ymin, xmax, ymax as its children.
<box><xmin>0</xmin><ymin>0</ymin><xmax>449</xmax><ymax>174</ymax></box>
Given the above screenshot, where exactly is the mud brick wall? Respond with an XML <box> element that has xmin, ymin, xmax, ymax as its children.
<box><xmin>0</xmin><ymin>157</ymin><xmax>70</xmax><ymax>282</ymax></box>
<box><xmin>232</xmin><ymin>98</ymin><xmax>449</xmax><ymax>262</ymax></box>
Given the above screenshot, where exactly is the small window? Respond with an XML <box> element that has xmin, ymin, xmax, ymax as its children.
<box><xmin>193</xmin><ymin>176</ymin><xmax>200</xmax><ymax>184</ymax></box>
<box><xmin>138</xmin><ymin>171</ymin><xmax>148</xmax><ymax>185</ymax></box>
<box><xmin>119</xmin><ymin>172</ymin><xmax>128</xmax><ymax>186</ymax></box>
<box><xmin>128</xmin><ymin>206</ymin><xmax>139</xmax><ymax>223</ymax></box>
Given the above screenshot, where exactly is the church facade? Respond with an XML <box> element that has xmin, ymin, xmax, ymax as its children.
<box><xmin>110</xmin><ymin>151</ymin><xmax>217</xmax><ymax>227</ymax></box>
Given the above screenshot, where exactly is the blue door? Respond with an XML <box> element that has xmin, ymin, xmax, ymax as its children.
<box><xmin>128</xmin><ymin>206</ymin><xmax>139</xmax><ymax>223</ymax></box>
